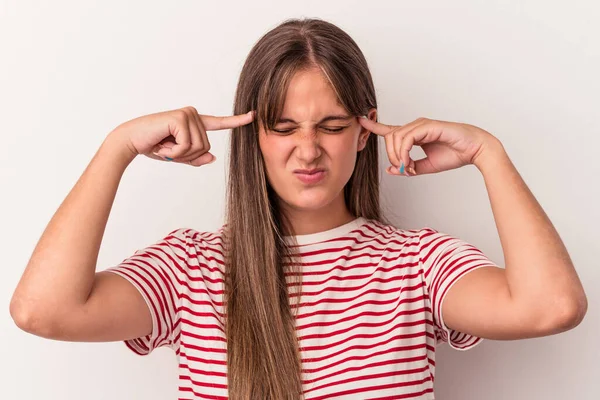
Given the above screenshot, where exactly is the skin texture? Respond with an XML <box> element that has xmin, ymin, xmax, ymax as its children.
<box><xmin>258</xmin><ymin>67</ymin><xmax>376</xmax><ymax>235</ymax></box>
<box><xmin>358</xmin><ymin>116</ymin><xmax>588</xmax><ymax>339</ymax></box>
<box><xmin>258</xmin><ymin>66</ymin><xmax>587</xmax><ymax>340</ymax></box>
<box><xmin>10</xmin><ymin>66</ymin><xmax>587</xmax><ymax>345</ymax></box>
<box><xmin>9</xmin><ymin>109</ymin><xmax>254</xmax><ymax>341</ymax></box>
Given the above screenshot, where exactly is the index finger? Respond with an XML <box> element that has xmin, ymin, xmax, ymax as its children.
<box><xmin>199</xmin><ymin>110</ymin><xmax>255</xmax><ymax>131</ymax></box>
<box><xmin>358</xmin><ymin>116</ymin><xmax>394</xmax><ymax>136</ymax></box>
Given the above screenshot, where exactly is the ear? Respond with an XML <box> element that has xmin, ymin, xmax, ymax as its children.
<box><xmin>357</xmin><ymin>108</ymin><xmax>378</xmax><ymax>151</ymax></box>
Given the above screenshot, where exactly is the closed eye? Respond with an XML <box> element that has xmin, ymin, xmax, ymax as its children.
<box><xmin>272</xmin><ymin>128</ymin><xmax>295</xmax><ymax>134</ymax></box>
<box><xmin>322</xmin><ymin>126</ymin><xmax>347</xmax><ymax>133</ymax></box>
<box><xmin>272</xmin><ymin>126</ymin><xmax>349</xmax><ymax>134</ymax></box>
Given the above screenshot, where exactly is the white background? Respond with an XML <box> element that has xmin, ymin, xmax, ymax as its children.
<box><xmin>1</xmin><ymin>1</ymin><xmax>598</xmax><ymax>399</ymax></box>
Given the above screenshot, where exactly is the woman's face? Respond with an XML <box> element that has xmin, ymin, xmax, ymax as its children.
<box><xmin>258</xmin><ymin>67</ymin><xmax>376</xmax><ymax>213</ymax></box>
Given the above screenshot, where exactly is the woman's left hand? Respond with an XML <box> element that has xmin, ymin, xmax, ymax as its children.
<box><xmin>358</xmin><ymin>116</ymin><xmax>500</xmax><ymax>176</ymax></box>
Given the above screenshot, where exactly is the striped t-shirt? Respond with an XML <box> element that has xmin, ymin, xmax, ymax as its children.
<box><xmin>105</xmin><ymin>217</ymin><xmax>499</xmax><ymax>399</ymax></box>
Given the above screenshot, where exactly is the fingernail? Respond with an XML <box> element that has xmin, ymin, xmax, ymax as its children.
<box><xmin>165</xmin><ymin>157</ymin><xmax>173</xmax><ymax>161</ymax></box>
<box><xmin>399</xmin><ymin>161</ymin><xmax>405</xmax><ymax>174</ymax></box>
<box><xmin>206</xmin><ymin>155</ymin><xmax>217</xmax><ymax>164</ymax></box>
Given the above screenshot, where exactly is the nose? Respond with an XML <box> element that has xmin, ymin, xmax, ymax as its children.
<box><xmin>294</xmin><ymin>129</ymin><xmax>322</xmax><ymax>163</ymax></box>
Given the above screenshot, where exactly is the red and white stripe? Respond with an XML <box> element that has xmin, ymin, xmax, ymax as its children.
<box><xmin>106</xmin><ymin>217</ymin><xmax>498</xmax><ymax>399</ymax></box>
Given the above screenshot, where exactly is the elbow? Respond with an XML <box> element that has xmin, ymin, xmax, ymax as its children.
<box><xmin>562</xmin><ymin>294</ymin><xmax>588</xmax><ymax>329</ymax></box>
<box><xmin>10</xmin><ymin>296</ymin><xmax>36</xmax><ymax>333</ymax></box>
<box><xmin>9</xmin><ymin>296</ymin><xmax>55</xmax><ymax>337</ymax></box>
<box><xmin>541</xmin><ymin>292</ymin><xmax>588</xmax><ymax>334</ymax></box>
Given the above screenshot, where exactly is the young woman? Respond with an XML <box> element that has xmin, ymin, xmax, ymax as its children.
<box><xmin>10</xmin><ymin>18</ymin><xmax>587</xmax><ymax>400</ymax></box>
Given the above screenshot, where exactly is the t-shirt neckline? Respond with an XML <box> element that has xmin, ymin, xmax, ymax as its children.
<box><xmin>284</xmin><ymin>217</ymin><xmax>368</xmax><ymax>246</ymax></box>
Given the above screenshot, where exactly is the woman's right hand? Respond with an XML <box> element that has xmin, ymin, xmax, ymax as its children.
<box><xmin>111</xmin><ymin>106</ymin><xmax>255</xmax><ymax>166</ymax></box>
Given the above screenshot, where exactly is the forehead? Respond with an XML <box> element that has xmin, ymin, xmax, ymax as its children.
<box><xmin>280</xmin><ymin>67</ymin><xmax>346</xmax><ymax>118</ymax></box>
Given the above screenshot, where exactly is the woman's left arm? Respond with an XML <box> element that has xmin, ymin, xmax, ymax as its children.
<box><xmin>445</xmin><ymin>138</ymin><xmax>587</xmax><ymax>339</ymax></box>
<box><xmin>359</xmin><ymin>116</ymin><xmax>588</xmax><ymax>340</ymax></box>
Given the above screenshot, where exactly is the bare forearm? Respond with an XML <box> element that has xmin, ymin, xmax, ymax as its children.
<box><xmin>474</xmin><ymin>139</ymin><xmax>587</xmax><ymax>318</ymax></box>
<box><xmin>10</xmin><ymin>132</ymin><xmax>137</xmax><ymax>321</ymax></box>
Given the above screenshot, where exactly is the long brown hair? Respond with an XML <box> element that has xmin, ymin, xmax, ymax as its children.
<box><xmin>224</xmin><ymin>18</ymin><xmax>384</xmax><ymax>399</ymax></box>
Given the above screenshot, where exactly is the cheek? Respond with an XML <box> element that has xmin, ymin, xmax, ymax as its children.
<box><xmin>259</xmin><ymin>135</ymin><xmax>292</xmax><ymax>174</ymax></box>
<box><xmin>330</xmin><ymin>134</ymin><xmax>359</xmax><ymax>166</ymax></box>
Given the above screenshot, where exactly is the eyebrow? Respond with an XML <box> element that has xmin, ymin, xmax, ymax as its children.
<box><xmin>276</xmin><ymin>115</ymin><xmax>353</xmax><ymax>124</ymax></box>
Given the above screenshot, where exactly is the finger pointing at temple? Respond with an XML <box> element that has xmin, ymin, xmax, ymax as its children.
<box><xmin>199</xmin><ymin>110</ymin><xmax>255</xmax><ymax>131</ymax></box>
<box><xmin>358</xmin><ymin>116</ymin><xmax>396</xmax><ymax>136</ymax></box>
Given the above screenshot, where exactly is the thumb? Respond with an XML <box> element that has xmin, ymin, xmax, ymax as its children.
<box><xmin>412</xmin><ymin>157</ymin><xmax>437</xmax><ymax>175</ymax></box>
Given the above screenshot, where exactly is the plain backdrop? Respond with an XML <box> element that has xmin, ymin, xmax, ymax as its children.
<box><xmin>1</xmin><ymin>1</ymin><xmax>598</xmax><ymax>399</ymax></box>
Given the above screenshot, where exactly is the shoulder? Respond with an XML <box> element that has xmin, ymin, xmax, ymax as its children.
<box><xmin>157</xmin><ymin>227</ymin><xmax>227</xmax><ymax>279</ymax></box>
<box><xmin>167</xmin><ymin>225</ymin><xmax>225</xmax><ymax>240</ymax></box>
<box><xmin>361</xmin><ymin>220</ymin><xmax>471</xmax><ymax>260</ymax></box>
<box><xmin>361</xmin><ymin>218</ymin><xmax>441</xmax><ymax>245</ymax></box>
<box><xmin>157</xmin><ymin>226</ymin><xmax>227</xmax><ymax>253</ymax></box>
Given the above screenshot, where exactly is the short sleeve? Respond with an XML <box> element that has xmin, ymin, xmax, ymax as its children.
<box><xmin>104</xmin><ymin>228</ymin><xmax>190</xmax><ymax>356</ymax></box>
<box><xmin>418</xmin><ymin>227</ymin><xmax>500</xmax><ymax>351</ymax></box>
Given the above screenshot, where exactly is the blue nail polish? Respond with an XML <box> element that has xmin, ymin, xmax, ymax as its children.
<box><xmin>399</xmin><ymin>162</ymin><xmax>405</xmax><ymax>174</ymax></box>
<box><xmin>165</xmin><ymin>157</ymin><xmax>173</xmax><ymax>161</ymax></box>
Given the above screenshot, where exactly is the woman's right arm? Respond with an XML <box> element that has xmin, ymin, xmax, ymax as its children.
<box><xmin>9</xmin><ymin>106</ymin><xmax>254</xmax><ymax>342</ymax></box>
<box><xmin>8</xmin><ymin>132</ymin><xmax>156</xmax><ymax>341</ymax></box>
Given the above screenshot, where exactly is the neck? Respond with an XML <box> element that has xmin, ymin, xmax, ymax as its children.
<box><xmin>279</xmin><ymin>193</ymin><xmax>356</xmax><ymax>236</ymax></box>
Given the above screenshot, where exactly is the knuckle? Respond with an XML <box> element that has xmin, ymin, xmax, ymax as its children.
<box><xmin>184</xmin><ymin>106</ymin><xmax>198</xmax><ymax>114</ymax></box>
<box><xmin>173</xmin><ymin>109</ymin><xmax>188</xmax><ymax>122</ymax></box>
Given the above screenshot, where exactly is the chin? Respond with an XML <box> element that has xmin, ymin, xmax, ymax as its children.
<box><xmin>283</xmin><ymin>190</ymin><xmax>336</xmax><ymax>211</ymax></box>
